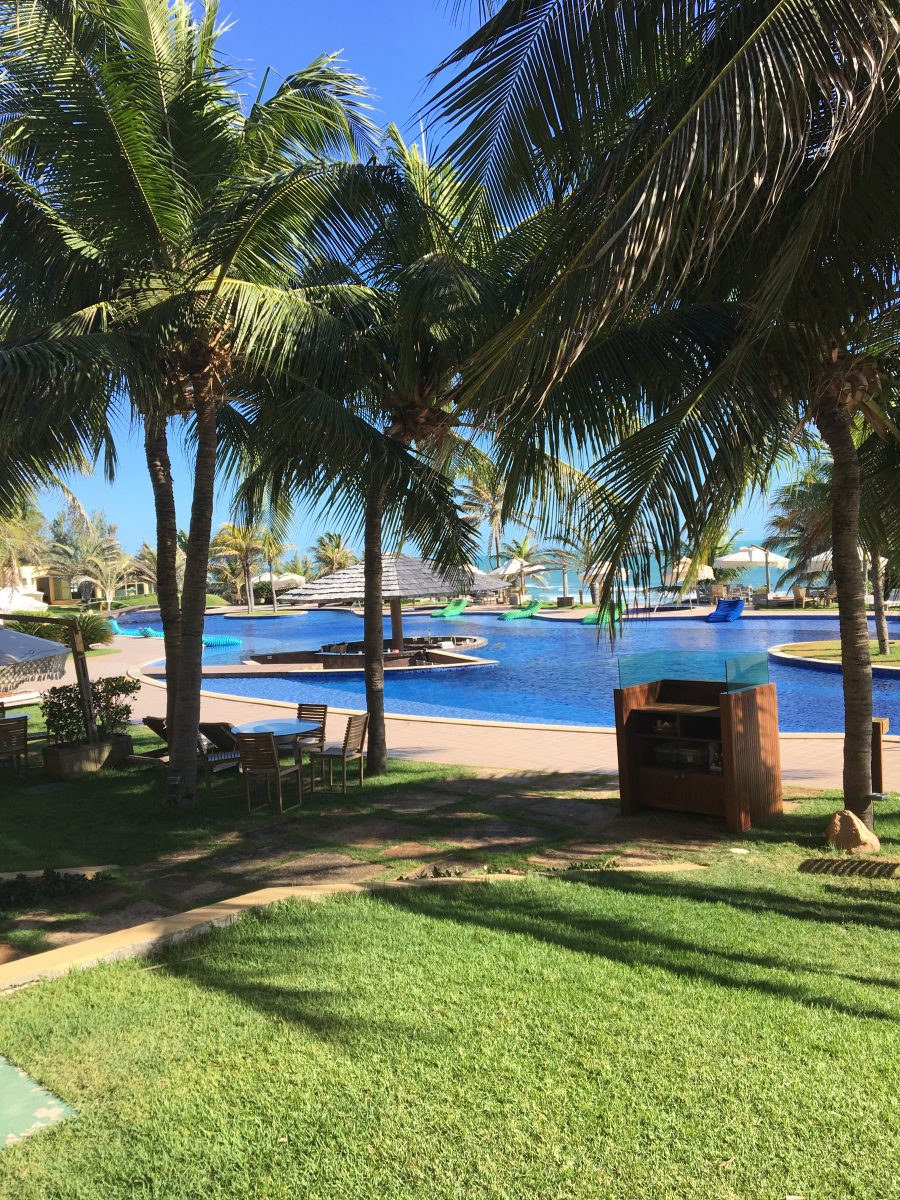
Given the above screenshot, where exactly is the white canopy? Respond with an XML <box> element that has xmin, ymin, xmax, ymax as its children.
<box><xmin>713</xmin><ymin>545</ymin><xmax>789</xmax><ymax>569</ymax></box>
<box><xmin>807</xmin><ymin>548</ymin><xmax>887</xmax><ymax>573</ymax></box>
<box><xmin>0</xmin><ymin>587</ymin><xmax>48</xmax><ymax>615</ymax></box>
<box><xmin>0</xmin><ymin>625</ymin><xmax>68</xmax><ymax>689</ymax></box>
<box><xmin>582</xmin><ymin>561</ymin><xmax>627</xmax><ymax>583</ymax></box>
<box><xmin>662</xmin><ymin>557</ymin><xmax>715</xmax><ymax>586</ymax></box>
<box><xmin>497</xmin><ymin>557</ymin><xmax>548</xmax><ymax>579</ymax></box>
<box><xmin>251</xmin><ymin>571</ymin><xmax>305</xmax><ymax>589</ymax></box>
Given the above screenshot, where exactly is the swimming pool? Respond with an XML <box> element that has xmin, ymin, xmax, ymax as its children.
<box><xmin>155</xmin><ymin>610</ymin><xmax>900</xmax><ymax>733</ymax></box>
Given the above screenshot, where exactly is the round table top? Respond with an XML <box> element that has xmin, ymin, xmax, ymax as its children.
<box><xmin>233</xmin><ymin>718</ymin><xmax>319</xmax><ymax>737</ymax></box>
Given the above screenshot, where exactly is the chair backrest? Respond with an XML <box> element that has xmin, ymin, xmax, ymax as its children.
<box><xmin>710</xmin><ymin>583</ymin><xmax>725</xmax><ymax>601</ymax></box>
<box><xmin>792</xmin><ymin>585</ymin><xmax>806</xmax><ymax>602</ymax></box>
<box><xmin>342</xmin><ymin>713</ymin><xmax>369</xmax><ymax>755</ymax></box>
<box><xmin>235</xmin><ymin>732</ymin><xmax>279</xmax><ymax>773</ymax></box>
<box><xmin>143</xmin><ymin>716</ymin><xmax>169</xmax><ymax>744</ymax></box>
<box><xmin>0</xmin><ymin>716</ymin><xmax>28</xmax><ymax>753</ymax></box>
<box><xmin>199</xmin><ymin>722</ymin><xmax>238</xmax><ymax>753</ymax></box>
<box><xmin>297</xmin><ymin>703</ymin><xmax>327</xmax><ymax>727</ymax></box>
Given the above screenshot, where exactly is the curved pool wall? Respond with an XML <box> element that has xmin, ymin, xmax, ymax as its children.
<box><xmin>140</xmin><ymin>609</ymin><xmax>900</xmax><ymax>734</ymax></box>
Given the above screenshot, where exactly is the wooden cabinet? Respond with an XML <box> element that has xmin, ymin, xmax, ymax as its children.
<box><xmin>614</xmin><ymin>678</ymin><xmax>782</xmax><ymax>833</ymax></box>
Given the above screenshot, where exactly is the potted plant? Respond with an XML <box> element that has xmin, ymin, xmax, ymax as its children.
<box><xmin>42</xmin><ymin>676</ymin><xmax>141</xmax><ymax>779</ymax></box>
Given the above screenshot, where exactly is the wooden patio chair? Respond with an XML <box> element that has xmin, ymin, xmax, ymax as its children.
<box><xmin>142</xmin><ymin>715</ymin><xmax>170</xmax><ymax>757</ymax></box>
<box><xmin>792</xmin><ymin>585</ymin><xmax>817</xmax><ymax>609</ymax></box>
<box><xmin>309</xmin><ymin>714</ymin><xmax>369</xmax><ymax>795</ymax></box>
<box><xmin>295</xmin><ymin>703</ymin><xmax>327</xmax><ymax>753</ymax></box>
<box><xmin>0</xmin><ymin>716</ymin><xmax>30</xmax><ymax>776</ymax></box>
<box><xmin>235</xmin><ymin>731</ymin><xmax>303</xmax><ymax>813</ymax></box>
<box><xmin>198</xmin><ymin>722</ymin><xmax>242</xmax><ymax>796</ymax></box>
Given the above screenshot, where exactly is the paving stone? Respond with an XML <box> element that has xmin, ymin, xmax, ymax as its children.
<box><xmin>369</xmin><ymin>792</ymin><xmax>456</xmax><ymax>813</ymax></box>
<box><xmin>522</xmin><ymin>798</ymin><xmax>619</xmax><ymax>828</ymax></box>
<box><xmin>528</xmin><ymin>840</ymin><xmax>617</xmax><ymax>867</ymax></box>
<box><xmin>148</xmin><ymin>874</ymin><xmax>232</xmax><ymax>905</ymax></box>
<box><xmin>304</xmin><ymin>818</ymin><xmax>424</xmax><ymax>849</ymax></box>
<box><xmin>0</xmin><ymin>944</ymin><xmax>24</xmax><ymax>965</ymax></box>
<box><xmin>251</xmin><ymin>852</ymin><xmax>380</xmax><ymax>885</ymax></box>
<box><xmin>38</xmin><ymin>901</ymin><xmax>173</xmax><ymax>946</ymax></box>
<box><xmin>438</xmin><ymin>821</ymin><xmax>545</xmax><ymax>852</ymax></box>
<box><xmin>611</xmin><ymin>854</ymin><xmax>706</xmax><ymax>872</ymax></box>
<box><xmin>212</xmin><ymin>843</ymin><xmax>304</xmax><ymax>874</ymax></box>
<box><xmin>375</xmin><ymin>841</ymin><xmax>442</xmax><ymax>862</ymax></box>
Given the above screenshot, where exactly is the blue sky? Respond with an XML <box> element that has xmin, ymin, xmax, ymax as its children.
<box><xmin>42</xmin><ymin>0</ymin><xmax>772</xmax><ymax>556</ymax></box>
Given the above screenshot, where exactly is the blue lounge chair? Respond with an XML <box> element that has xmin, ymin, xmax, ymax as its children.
<box><xmin>108</xmin><ymin>618</ymin><xmax>145</xmax><ymax>638</ymax></box>
<box><xmin>706</xmin><ymin>598</ymin><xmax>745</xmax><ymax>623</ymax></box>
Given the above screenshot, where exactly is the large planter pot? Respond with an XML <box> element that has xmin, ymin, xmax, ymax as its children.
<box><xmin>43</xmin><ymin>734</ymin><xmax>134</xmax><ymax>780</ymax></box>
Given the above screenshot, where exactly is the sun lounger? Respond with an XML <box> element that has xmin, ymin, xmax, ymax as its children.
<box><xmin>499</xmin><ymin>599</ymin><xmax>542</xmax><ymax>621</ymax></box>
<box><xmin>434</xmin><ymin>598</ymin><xmax>468</xmax><ymax>619</ymax></box>
<box><xmin>108</xmin><ymin>618</ymin><xmax>146</xmax><ymax>637</ymax></box>
<box><xmin>705</xmin><ymin>598</ymin><xmax>745</xmax><ymax>623</ymax></box>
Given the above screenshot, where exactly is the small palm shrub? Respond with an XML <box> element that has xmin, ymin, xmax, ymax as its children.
<box><xmin>6</xmin><ymin>612</ymin><xmax>114</xmax><ymax>648</ymax></box>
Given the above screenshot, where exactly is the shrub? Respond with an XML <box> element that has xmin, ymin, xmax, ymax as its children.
<box><xmin>42</xmin><ymin>675</ymin><xmax>141</xmax><ymax>746</ymax></box>
<box><xmin>6</xmin><ymin>611</ymin><xmax>114</xmax><ymax>648</ymax></box>
<box><xmin>0</xmin><ymin>868</ymin><xmax>113</xmax><ymax>911</ymax></box>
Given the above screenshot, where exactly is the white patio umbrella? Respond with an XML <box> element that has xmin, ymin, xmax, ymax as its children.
<box><xmin>0</xmin><ymin>625</ymin><xmax>69</xmax><ymax>691</ymax></box>
<box><xmin>713</xmin><ymin>545</ymin><xmax>789</xmax><ymax>595</ymax></box>
<box><xmin>662</xmin><ymin>557</ymin><xmax>715</xmax><ymax>587</ymax></box>
<box><xmin>807</xmin><ymin>548</ymin><xmax>887</xmax><ymax>574</ymax></box>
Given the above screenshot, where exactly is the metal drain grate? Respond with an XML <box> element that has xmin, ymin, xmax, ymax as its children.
<box><xmin>799</xmin><ymin>857</ymin><xmax>899</xmax><ymax>879</ymax></box>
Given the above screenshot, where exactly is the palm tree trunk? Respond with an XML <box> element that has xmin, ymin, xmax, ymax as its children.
<box><xmin>363</xmin><ymin>481</ymin><xmax>387</xmax><ymax>775</ymax></box>
<box><xmin>168</xmin><ymin>387</ymin><xmax>218</xmax><ymax>805</ymax></box>
<box><xmin>816</xmin><ymin>396</ymin><xmax>874</xmax><ymax>824</ymax></box>
<box><xmin>871</xmin><ymin>544</ymin><xmax>890</xmax><ymax>656</ymax></box>
<box><xmin>244</xmin><ymin>558</ymin><xmax>254</xmax><ymax>613</ymax></box>
<box><xmin>269</xmin><ymin>555</ymin><xmax>278</xmax><ymax>614</ymax></box>
<box><xmin>143</xmin><ymin>413</ymin><xmax>181</xmax><ymax>729</ymax></box>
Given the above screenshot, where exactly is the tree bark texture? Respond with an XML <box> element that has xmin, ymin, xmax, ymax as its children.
<box><xmin>816</xmin><ymin>393</ymin><xmax>874</xmax><ymax>823</ymax></box>
<box><xmin>143</xmin><ymin>412</ymin><xmax>181</xmax><ymax>731</ymax></box>
<box><xmin>168</xmin><ymin>386</ymin><xmax>218</xmax><ymax>804</ymax></box>
<box><xmin>363</xmin><ymin>482</ymin><xmax>387</xmax><ymax>775</ymax></box>
<box><xmin>871</xmin><ymin>544</ymin><xmax>890</xmax><ymax>656</ymax></box>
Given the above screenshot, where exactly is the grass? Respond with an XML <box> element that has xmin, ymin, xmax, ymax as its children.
<box><xmin>1</xmin><ymin>706</ymin><xmax>473</xmax><ymax>873</ymax></box>
<box><xmin>780</xmin><ymin>637</ymin><xmax>900</xmax><ymax>664</ymax></box>
<box><xmin>1</xmin><ymin>806</ymin><xmax>899</xmax><ymax>1199</ymax></box>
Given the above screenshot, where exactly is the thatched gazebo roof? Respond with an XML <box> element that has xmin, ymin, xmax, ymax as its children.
<box><xmin>281</xmin><ymin>555</ymin><xmax>506</xmax><ymax>602</ymax></box>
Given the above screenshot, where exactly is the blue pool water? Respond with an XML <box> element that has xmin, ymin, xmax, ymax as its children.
<box><xmin>147</xmin><ymin>609</ymin><xmax>900</xmax><ymax>733</ymax></box>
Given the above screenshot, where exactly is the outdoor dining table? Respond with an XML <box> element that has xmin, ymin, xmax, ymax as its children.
<box><xmin>232</xmin><ymin>718</ymin><xmax>319</xmax><ymax>747</ymax></box>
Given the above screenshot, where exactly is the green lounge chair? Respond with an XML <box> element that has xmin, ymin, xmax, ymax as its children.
<box><xmin>499</xmin><ymin>599</ymin><xmax>542</xmax><ymax>621</ymax></box>
<box><xmin>434</xmin><ymin>597</ymin><xmax>468</xmax><ymax>619</ymax></box>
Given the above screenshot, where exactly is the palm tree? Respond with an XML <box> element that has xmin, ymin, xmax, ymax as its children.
<box><xmin>431</xmin><ymin>1</ymin><xmax>900</xmax><ymax>823</ymax></box>
<box><xmin>0</xmin><ymin>0</ymin><xmax>376</xmax><ymax>801</ymax></box>
<box><xmin>500</xmin><ymin>535</ymin><xmax>546</xmax><ymax>597</ymax></box>
<box><xmin>211</xmin><ymin>524</ymin><xmax>264</xmax><ymax>614</ymax></box>
<box><xmin>45</xmin><ymin>520</ymin><xmax>124</xmax><ymax>607</ymax></box>
<box><xmin>0</xmin><ymin>499</ymin><xmax>47</xmax><ymax>591</ymax></box>
<box><xmin>237</xmin><ymin>129</ymin><xmax>533</xmax><ymax>772</ymax></box>
<box><xmin>282</xmin><ymin>552</ymin><xmax>317</xmax><ymax>582</ymax></box>
<box><xmin>766</xmin><ymin>458</ymin><xmax>894</xmax><ymax>654</ymax></box>
<box><xmin>72</xmin><ymin>549</ymin><xmax>132</xmax><ymax>611</ymax></box>
<box><xmin>259</xmin><ymin>529</ymin><xmax>292</xmax><ymax>614</ymax></box>
<box><xmin>132</xmin><ymin>542</ymin><xmax>187</xmax><ymax>598</ymax></box>
<box><xmin>459</xmin><ymin>458</ymin><xmax>510</xmax><ymax>567</ymax></box>
<box><xmin>312</xmin><ymin>532</ymin><xmax>358</xmax><ymax>577</ymax></box>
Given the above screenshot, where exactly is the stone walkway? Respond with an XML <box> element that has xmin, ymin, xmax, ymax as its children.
<box><xmin>3</xmin><ymin>770</ymin><xmax>730</xmax><ymax>959</ymax></box>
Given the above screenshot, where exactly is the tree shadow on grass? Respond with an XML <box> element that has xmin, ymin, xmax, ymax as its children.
<box><xmin>370</xmin><ymin>883</ymin><xmax>899</xmax><ymax>1021</ymax></box>
<box><xmin>159</xmin><ymin>947</ymin><xmax>427</xmax><ymax>1048</ymax></box>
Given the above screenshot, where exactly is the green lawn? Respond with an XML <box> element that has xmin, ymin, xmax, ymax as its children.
<box><xmin>2</xmin><ymin>838</ymin><xmax>899</xmax><ymax>1198</ymax></box>
<box><xmin>780</xmin><ymin>637</ymin><xmax>900</xmax><ymax>664</ymax></box>
<box><xmin>2</xmin><ymin>707</ymin><xmax>472</xmax><ymax>872</ymax></box>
